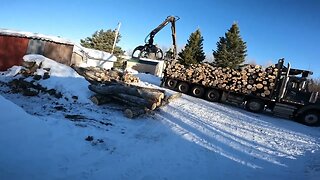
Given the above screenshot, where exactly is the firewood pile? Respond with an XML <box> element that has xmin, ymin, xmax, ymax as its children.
<box><xmin>72</xmin><ymin>66</ymin><xmax>139</xmax><ymax>84</ymax></box>
<box><xmin>7</xmin><ymin>61</ymin><xmax>62</xmax><ymax>98</ymax></box>
<box><xmin>164</xmin><ymin>61</ymin><xmax>279</xmax><ymax>98</ymax></box>
<box><xmin>17</xmin><ymin>61</ymin><xmax>51</xmax><ymax>79</ymax></box>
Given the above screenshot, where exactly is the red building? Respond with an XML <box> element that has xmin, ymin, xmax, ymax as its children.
<box><xmin>0</xmin><ymin>29</ymin><xmax>74</xmax><ymax>71</ymax></box>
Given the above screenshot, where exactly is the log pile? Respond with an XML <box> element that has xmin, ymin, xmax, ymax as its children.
<box><xmin>73</xmin><ymin>66</ymin><xmax>180</xmax><ymax>118</ymax></box>
<box><xmin>89</xmin><ymin>82</ymin><xmax>182</xmax><ymax>118</ymax></box>
<box><xmin>164</xmin><ymin>60</ymin><xmax>279</xmax><ymax>98</ymax></box>
<box><xmin>72</xmin><ymin>66</ymin><xmax>139</xmax><ymax>84</ymax></box>
<box><xmin>74</xmin><ymin>67</ymin><xmax>182</xmax><ymax>118</ymax></box>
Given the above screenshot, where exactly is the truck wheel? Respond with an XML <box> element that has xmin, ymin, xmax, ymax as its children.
<box><xmin>191</xmin><ymin>86</ymin><xmax>204</xmax><ymax>98</ymax></box>
<box><xmin>177</xmin><ymin>82</ymin><xmax>189</xmax><ymax>93</ymax></box>
<box><xmin>300</xmin><ymin>111</ymin><xmax>320</xmax><ymax>126</ymax></box>
<box><xmin>246</xmin><ymin>99</ymin><xmax>265</xmax><ymax>113</ymax></box>
<box><xmin>205</xmin><ymin>89</ymin><xmax>220</xmax><ymax>102</ymax></box>
<box><xmin>165</xmin><ymin>79</ymin><xmax>177</xmax><ymax>89</ymax></box>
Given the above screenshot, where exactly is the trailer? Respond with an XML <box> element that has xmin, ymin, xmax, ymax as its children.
<box><xmin>161</xmin><ymin>59</ymin><xmax>320</xmax><ymax>126</ymax></box>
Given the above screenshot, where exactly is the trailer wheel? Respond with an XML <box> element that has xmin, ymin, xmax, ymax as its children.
<box><xmin>165</xmin><ymin>79</ymin><xmax>177</xmax><ymax>89</ymax></box>
<box><xmin>191</xmin><ymin>86</ymin><xmax>205</xmax><ymax>98</ymax></box>
<box><xmin>246</xmin><ymin>99</ymin><xmax>265</xmax><ymax>113</ymax></box>
<box><xmin>205</xmin><ymin>89</ymin><xmax>220</xmax><ymax>102</ymax></box>
<box><xmin>177</xmin><ymin>82</ymin><xmax>189</xmax><ymax>93</ymax></box>
<box><xmin>300</xmin><ymin>111</ymin><xmax>320</xmax><ymax>126</ymax></box>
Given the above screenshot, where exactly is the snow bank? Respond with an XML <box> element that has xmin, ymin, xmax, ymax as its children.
<box><xmin>23</xmin><ymin>54</ymin><xmax>92</xmax><ymax>103</ymax></box>
<box><xmin>0</xmin><ymin>95</ymin><xmax>56</xmax><ymax>179</ymax></box>
<box><xmin>0</xmin><ymin>66</ymin><xmax>23</xmax><ymax>78</ymax></box>
<box><xmin>0</xmin><ymin>95</ymin><xmax>107</xmax><ymax>180</ymax></box>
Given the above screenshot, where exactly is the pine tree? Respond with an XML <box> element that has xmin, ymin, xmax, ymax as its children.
<box><xmin>80</xmin><ymin>29</ymin><xmax>125</xmax><ymax>68</ymax></box>
<box><xmin>213</xmin><ymin>23</ymin><xmax>247</xmax><ymax>68</ymax></box>
<box><xmin>178</xmin><ymin>29</ymin><xmax>206</xmax><ymax>65</ymax></box>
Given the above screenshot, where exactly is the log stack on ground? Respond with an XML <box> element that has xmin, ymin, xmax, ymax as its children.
<box><xmin>89</xmin><ymin>82</ymin><xmax>182</xmax><ymax>119</ymax></box>
<box><xmin>73</xmin><ymin>66</ymin><xmax>139</xmax><ymax>84</ymax></box>
<box><xmin>164</xmin><ymin>60</ymin><xmax>279</xmax><ymax>98</ymax></box>
<box><xmin>73</xmin><ymin>66</ymin><xmax>180</xmax><ymax>119</ymax></box>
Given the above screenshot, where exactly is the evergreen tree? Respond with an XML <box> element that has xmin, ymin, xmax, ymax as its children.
<box><xmin>178</xmin><ymin>29</ymin><xmax>206</xmax><ymax>65</ymax></box>
<box><xmin>213</xmin><ymin>23</ymin><xmax>247</xmax><ymax>68</ymax></box>
<box><xmin>80</xmin><ymin>29</ymin><xmax>125</xmax><ymax>68</ymax></box>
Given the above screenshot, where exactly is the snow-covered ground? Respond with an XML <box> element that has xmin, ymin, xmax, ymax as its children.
<box><xmin>0</xmin><ymin>56</ymin><xmax>320</xmax><ymax>180</ymax></box>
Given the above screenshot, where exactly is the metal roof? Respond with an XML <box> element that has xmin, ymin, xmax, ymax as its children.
<box><xmin>0</xmin><ymin>28</ymin><xmax>74</xmax><ymax>45</ymax></box>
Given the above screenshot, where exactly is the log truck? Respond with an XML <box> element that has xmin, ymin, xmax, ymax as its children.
<box><xmin>161</xmin><ymin>59</ymin><xmax>320</xmax><ymax>126</ymax></box>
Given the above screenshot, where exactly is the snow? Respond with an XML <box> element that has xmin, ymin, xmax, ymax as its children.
<box><xmin>73</xmin><ymin>45</ymin><xmax>117</xmax><ymax>62</ymax></box>
<box><xmin>1</xmin><ymin>57</ymin><xmax>320</xmax><ymax>180</ymax></box>
<box><xmin>136</xmin><ymin>73</ymin><xmax>162</xmax><ymax>86</ymax></box>
<box><xmin>23</xmin><ymin>54</ymin><xmax>92</xmax><ymax>103</ymax></box>
<box><xmin>73</xmin><ymin>44</ymin><xmax>117</xmax><ymax>70</ymax></box>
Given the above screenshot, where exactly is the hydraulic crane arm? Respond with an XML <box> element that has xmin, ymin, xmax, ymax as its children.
<box><xmin>132</xmin><ymin>16</ymin><xmax>179</xmax><ymax>60</ymax></box>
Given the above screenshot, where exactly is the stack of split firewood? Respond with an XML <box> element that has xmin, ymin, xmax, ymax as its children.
<box><xmin>164</xmin><ymin>61</ymin><xmax>279</xmax><ymax>98</ymax></box>
<box><xmin>88</xmin><ymin>82</ymin><xmax>181</xmax><ymax>118</ymax></box>
<box><xmin>73</xmin><ymin>66</ymin><xmax>140</xmax><ymax>84</ymax></box>
<box><xmin>17</xmin><ymin>61</ymin><xmax>51</xmax><ymax>79</ymax></box>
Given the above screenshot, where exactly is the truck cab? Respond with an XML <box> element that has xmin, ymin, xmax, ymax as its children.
<box><xmin>271</xmin><ymin>61</ymin><xmax>320</xmax><ymax>126</ymax></box>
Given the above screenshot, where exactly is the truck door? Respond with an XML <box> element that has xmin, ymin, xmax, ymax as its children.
<box><xmin>282</xmin><ymin>78</ymin><xmax>310</xmax><ymax>104</ymax></box>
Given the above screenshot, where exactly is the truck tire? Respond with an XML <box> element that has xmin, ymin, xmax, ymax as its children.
<box><xmin>205</xmin><ymin>89</ymin><xmax>220</xmax><ymax>102</ymax></box>
<box><xmin>191</xmin><ymin>86</ymin><xmax>204</xmax><ymax>98</ymax></box>
<box><xmin>177</xmin><ymin>82</ymin><xmax>189</xmax><ymax>93</ymax></box>
<box><xmin>299</xmin><ymin>111</ymin><xmax>320</xmax><ymax>126</ymax></box>
<box><xmin>246</xmin><ymin>99</ymin><xmax>265</xmax><ymax>113</ymax></box>
<box><xmin>165</xmin><ymin>79</ymin><xmax>177</xmax><ymax>89</ymax></box>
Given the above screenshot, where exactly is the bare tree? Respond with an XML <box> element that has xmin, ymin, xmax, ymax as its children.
<box><xmin>309</xmin><ymin>77</ymin><xmax>320</xmax><ymax>92</ymax></box>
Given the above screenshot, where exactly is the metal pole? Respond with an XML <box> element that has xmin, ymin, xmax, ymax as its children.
<box><xmin>111</xmin><ymin>22</ymin><xmax>121</xmax><ymax>54</ymax></box>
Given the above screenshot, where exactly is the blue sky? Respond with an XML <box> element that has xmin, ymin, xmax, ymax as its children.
<box><xmin>1</xmin><ymin>0</ymin><xmax>320</xmax><ymax>77</ymax></box>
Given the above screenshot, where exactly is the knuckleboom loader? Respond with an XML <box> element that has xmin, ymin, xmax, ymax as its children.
<box><xmin>131</xmin><ymin>16</ymin><xmax>179</xmax><ymax>60</ymax></box>
<box><xmin>161</xmin><ymin>59</ymin><xmax>320</xmax><ymax>126</ymax></box>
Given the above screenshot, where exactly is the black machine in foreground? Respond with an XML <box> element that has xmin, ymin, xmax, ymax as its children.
<box><xmin>132</xmin><ymin>16</ymin><xmax>179</xmax><ymax>60</ymax></box>
<box><xmin>161</xmin><ymin>59</ymin><xmax>320</xmax><ymax>126</ymax></box>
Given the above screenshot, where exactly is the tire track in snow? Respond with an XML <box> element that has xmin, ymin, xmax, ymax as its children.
<box><xmin>157</xmin><ymin>95</ymin><xmax>320</xmax><ymax>169</ymax></box>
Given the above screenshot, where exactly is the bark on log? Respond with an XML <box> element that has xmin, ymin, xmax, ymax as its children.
<box><xmin>114</xmin><ymin>93</ymin><xmax>157</xmax><ymax>110</ymax></box>
<box><xmin>88</xmin><ymin>84</ymin><xmax>164</xmax><ymax>107</ymax></box>
<box><xmin>73</xmin><ymin>66</ymin><xmax>139</xmax><ymax>84</ymax></box>
<box><xmin>124</xmin><ymin>107</ymin><xmax>146</xmax><ymax>119</ymax></box>
<box><xmin>90</xmin><ymin>94</ymin><xmax>112</xmax><ymax>105</ymax></box>
<box><xmin>88</xmin><ymin>80</ymin><xmax>182</xmax><ymax>118</ymax></box>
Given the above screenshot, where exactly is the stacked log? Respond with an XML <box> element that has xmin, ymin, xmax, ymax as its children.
<box><xmin>89</xmin><ymin>83</ymin><xmax>182</xmax><ymax>119</ymax></box>
<box><xmin>73</xmin><ymin>66</ymin><xmax>139</xmax><ymax>84</ymax></box>
<box><xmin>75</xmin><ymin>66</ymin><xmax>182</xmax><ymax>119</ymax></box>
<box><xmin>164</xmin><ymin>60</ymin><xmax>279</xmax><ymax>98</ymax></box>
